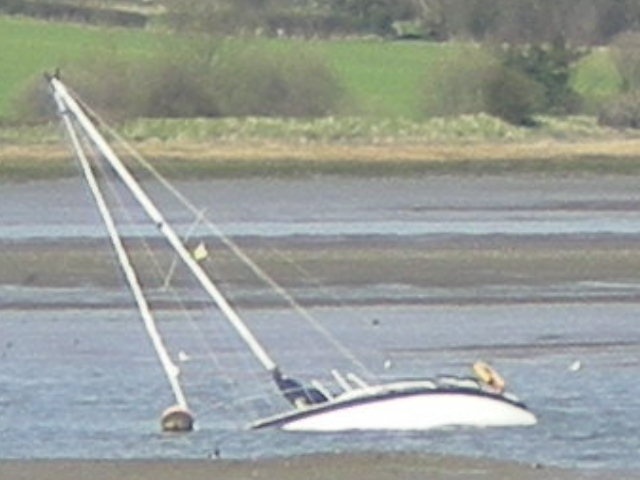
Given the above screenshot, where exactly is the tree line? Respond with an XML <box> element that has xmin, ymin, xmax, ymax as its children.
<box><xmin>0</xmin><ymin>0</ymin><xmax>148</xmax><ymax>27</ymax></box>
<box><xmin>164</xmin><ymin>0</ymin><xmax>640</xmax><ymax>45</ymax></box>
<box><xmin>4</xmin><ymin>0</ymin><xmax>640</xmax><ymax>44</ymax></box>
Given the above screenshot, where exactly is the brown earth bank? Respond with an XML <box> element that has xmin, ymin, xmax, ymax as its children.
<box><xmin>3</xmin><ymin>138</ymin><xmax>640</xmax><ymax>178</ymax></box>
<box><xmin>0</xmin><ymin>452</ymin><xmax>637</xmax><ymax>480</ymax></box>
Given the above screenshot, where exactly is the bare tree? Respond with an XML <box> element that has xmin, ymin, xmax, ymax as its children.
<box><xmin>596</xmin><ymin>0</ymin><xmax>640</xmax><ymax>43</ymax></box>
<box><xmin>161</xmin><ymin>0</ymin><xmax>640</xmax><ymax>43</ymax></box>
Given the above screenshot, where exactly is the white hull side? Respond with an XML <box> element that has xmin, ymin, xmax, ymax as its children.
<box><xmin>278</xmin><ymin>392</ymin><xmax>537</xmax><ymax>432</ymax></box>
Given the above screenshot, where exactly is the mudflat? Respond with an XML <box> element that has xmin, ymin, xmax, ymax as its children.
<box><xmin>4</xmin><ymin>236</ymin><xmax>640</xmax><ymax>307</ymax></box>
<box><xmin>1</xmin><ymin>452</ymin><xmax>635</xmax><ymax>480</ymax></box>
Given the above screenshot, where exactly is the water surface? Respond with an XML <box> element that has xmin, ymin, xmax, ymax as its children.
<box><xmin>1</xmin><ymin>174</ymin><xmax>639</xmax><ymax>469</ymax></box>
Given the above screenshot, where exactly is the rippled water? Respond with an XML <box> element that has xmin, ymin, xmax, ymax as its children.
<box><xmin>5</xmin><ymin>175</ymin><xmax>640</xmax><ymax>240</ymax></box>
<box><xmin>1</xmin><ymin>175</ymin><xmax>640</xmax><ymax>470</ymax></box>
<box><xmin>1</xmin><ymin>302</ymin><xmax>638</xmax><ymax>469</ymax></box>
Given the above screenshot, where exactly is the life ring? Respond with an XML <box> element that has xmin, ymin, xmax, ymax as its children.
<box><xmin>473</xmin><ymin>361</ymin><xmax>506</xmax><ymax>393</ymax></box>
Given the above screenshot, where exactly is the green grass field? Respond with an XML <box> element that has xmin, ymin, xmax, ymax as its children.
<box><xmin>0</xmin><ymin>15</ymin><xmax>624</xmax><ymax>121</ymax></box>
<box><xmin>314</xmin><ymin>39</ymin><xmax>459</xmax><ymax>118</ymax></box>
<box><xmin>0</xmin><ymin>15</ymin><xmax>167</xmax><ymax>117</ymax></box>
<box><xmin>571</xmin><ymin>48</ymin><xmax>622</xmax><ymax>112</ymax></box>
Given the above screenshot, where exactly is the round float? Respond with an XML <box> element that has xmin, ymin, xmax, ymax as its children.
<box><xmin>161</xmin><ymin>405</ymin><xmax>195</xmax><ymax>432</ymax></box>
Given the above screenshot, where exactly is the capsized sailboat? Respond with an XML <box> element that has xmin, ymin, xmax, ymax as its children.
<box><xmin>48</xmin><ymin>74</ymin><xmax>536</xmax><ymax>432</ymax></box>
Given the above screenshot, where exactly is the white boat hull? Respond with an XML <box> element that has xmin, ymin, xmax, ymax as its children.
<box><xmin>253</xmin><ymin>387</ymin><xmax>537</xmax><ymax>432</ymax></box>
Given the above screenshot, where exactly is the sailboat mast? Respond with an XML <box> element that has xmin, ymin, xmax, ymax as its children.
<box><xmin>49</xmin><ymin>77</ymin><xmax>279</xmax><ymax>375</ymax></box>
<box><xmin>51</xmin><ymin>86</ymin><xmax>189</xmax><ymax>410</ymax></box>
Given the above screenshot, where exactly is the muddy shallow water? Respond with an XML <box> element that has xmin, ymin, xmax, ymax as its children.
<box><xmin>5</xmin><ymin>174</ymin><xmax>640</xmax><ymax>240</ymax></box>
<box><xmin>1</xmin><ymin>174</ymin><xmax>640</xmax><ymax>470</ymax></box>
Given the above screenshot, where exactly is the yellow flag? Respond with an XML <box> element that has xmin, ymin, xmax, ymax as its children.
<box><xmin>193</xmin><ymin>241</ymin><xmax>208</xmax><ymax>261</ymax></box>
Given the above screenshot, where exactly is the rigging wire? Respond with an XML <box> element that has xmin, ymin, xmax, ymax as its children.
<box><xmin>81</xmin><ymin>117</ymin><xmax>266</xmax><ymax>426</ymax></box>
<box><xmin>59</xmin><ymin>83</ymin><xmax>278</xmax><ymax>424</ymax></box>
<box><xmin>54</xmin><ymin>79</ymin><xmax>280</xmax><ymax>381</ymax></box>
<box><xmin>70</xmin><ymin>91</ymin><xmax>373</xmax><ymax>379</ymax></box>
<box><xmin>54</xmin><ymin>94</ymin><xmax>189</xmax><ymax>411</ymax></box>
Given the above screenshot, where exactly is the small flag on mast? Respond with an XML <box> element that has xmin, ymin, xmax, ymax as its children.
<box><xmin>193</xmin><ymin>241</ymin><xmax>208</xmax><ymax>261</ymax></box>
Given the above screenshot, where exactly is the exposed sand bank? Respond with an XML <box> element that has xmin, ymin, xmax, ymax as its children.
<box><xmin>1</xmin><ymin>452</ymin><xmax>635</xmax><ymax>480</ymax></box>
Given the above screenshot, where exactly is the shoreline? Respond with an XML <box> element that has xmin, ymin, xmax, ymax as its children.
<box><xmin>1</xmin><ymin>452</ymin><xmax>637</xmax><ymax>480</ymax></box>
<box><xmin>2</xmin><ymin>137</ymin><xmax>640</xmax><ymax>178</ymax></box>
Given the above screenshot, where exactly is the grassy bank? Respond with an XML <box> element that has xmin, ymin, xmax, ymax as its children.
<box><xmin>0</xmin><ymin>16</ymin><xmax>485</xmax><ymax>119</ymax></box>
<box><xmin>3</xmin><ymin>114</ymin><xmax>640</xmax><ymax>179</ymax></box>
<box><xmin>0</xmin><ymin>15</ymin><xmax>625</xmax><ymax>120</ymax></box>
<box><xmin>1</xmin><ymin>14</ymin><xmax>637</xmax><ymax>178</ymax></box>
